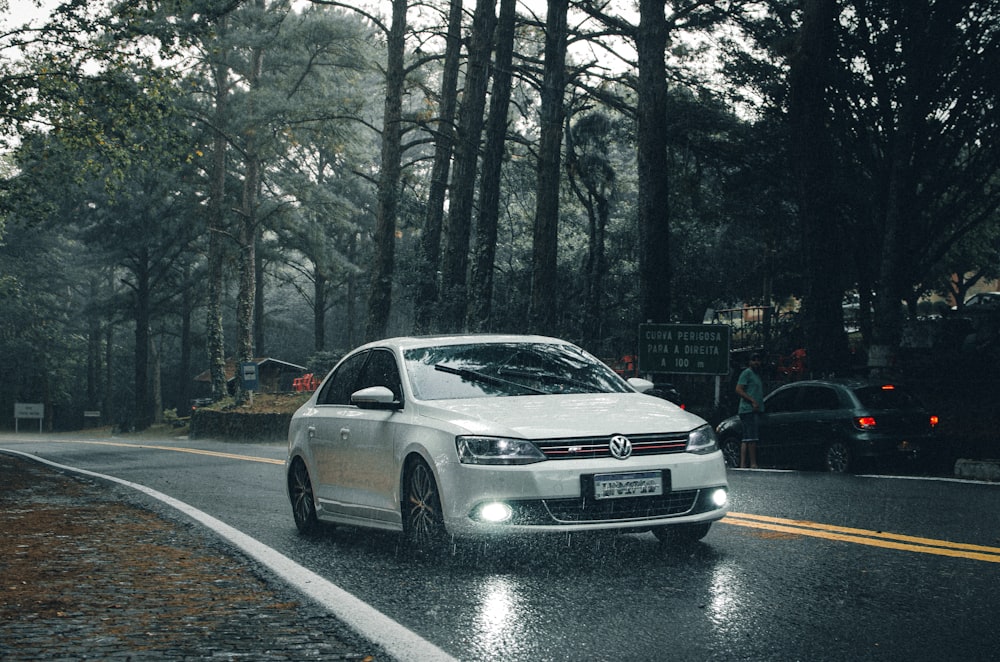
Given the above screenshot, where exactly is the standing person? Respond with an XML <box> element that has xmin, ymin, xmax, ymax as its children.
<box><xmin>735</xmin><ymin>352</ymin><xmax>765</xmax><ymax>469</ymax></box>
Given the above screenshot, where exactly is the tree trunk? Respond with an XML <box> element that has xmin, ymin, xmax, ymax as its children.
<box><xmin>103</xmin><ymin>320</ymin><xmax>113</xmax><ymax>427</ymax></box>
<box><xmin>788</xmin><ymin>0</ymin><xmax>849</xmax><ymax>376</ymax></box>
<box><xmin>585</xmin><ymin>191</ymin><xmax>610</xmax><ymax>349</ymax></box>
<box><xmin>347</xmin><ymin>230</ymin><xmax>359</xmax><ymax>349</ymax></box>
<box><xmin>440</xmin><ymin>0</ymin><xmax>497</xmax><ymax>332</ymax></box>
<box><xmin>869</xmin><ymin>149</ymin><xmax>915</xmax><ymax>369</ymax></box>
<box><xmin>87</xmin><ymin>276</ymin><xmax>101</xmax><ymax>412</ymax></box>
<box><xmin>529</xmin><ymin>0</ymin><xmax>568</xmax><ymax>335</ymax></box>
<box><xmin>235</xmin><ymin>38</ymin><xmax>265</xmax><ymax>403</ymax></box>
<box><xmin>150</xmin><ymin>334</ymin><xmax>163</xmax><ymax>425</ymax></box>
<box><xmin>206</xmin><ymin>17</ymin><xmax>230</xmax><ymax>402</ymax></box>
<box><xmin>636</xmin><ymin>0</ymin><xmax>671</xmax><ymax>324</ymax></box>
<box><xmin>178</xmin><ymin>271</ymin><xmax>192</xmax><ymax>415</ymax></box>
<box><xmin>872</xmin><ymin>93</ymin><xmax>920</xmax><ymax>369</ymax></box>
<box><xmin>366</xmin><ymin>0</ymin><xmax>407</xmax><ymax>341</ymax></box>
<box><xmin>565</xmin><ymin>114</ymin><xmax>612</xmax><ymax>350</ymax></box>
<box><xmin>468</xmin><ymin>0</ymin><xmax>516</xmax><ymax>332</ymax></box>
<box><xmin>254</xmin><ymin>234</ymin><xmax>265</xmax><ymax>356</ymax></box>
<box><xmin>134</xmin><ymin>246</ymin><xmax>151</xmax><ymax>430</ymax></box>
<box><xmin>415</xmin><ymin>0</ymin><xmax>463</xmax><ymax>333</ymax></box>
<box><xmin>314</xmin><ymin>268</ymin><xmax>327</xmax><ymax>351</ymax></box>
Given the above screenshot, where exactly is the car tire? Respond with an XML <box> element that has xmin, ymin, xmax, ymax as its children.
<box><xmin>824</xmin><ymin>441</ymin><xmax>851</xmax><ymax>473</ymax></box>
<box><xmin>288</xmin><ymin>458</ymin><xmax>320</xmax><ymax>535</ymax></box>
<box><xmin>652</xmin><ymin>522</ymin><xmax>712</xmax><ymax>545</ymax></box>
<box><xmin>720</xmin><ymin>437</ymin><xmax>741</xmax><ymax>468</ymax></box>
<box><xmin>402</xmin><ymin>458</ymin><xmax>448</xmax><ymax>554</ymax></box>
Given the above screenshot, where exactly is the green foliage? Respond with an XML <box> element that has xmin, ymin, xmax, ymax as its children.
<box><xmin>305</xmin><ymin>350</ymin><xmax>343</xmax><ymax>378</ymax></box>
<box><xmin>3</xmin><ymin>0</ymin><xmax>1000</xmax><ymax>430</ymax></box>
<box><xmin>731</xmin><ymin>0</ymin><xmax>1000</xmax><ymax>348</ymax></box>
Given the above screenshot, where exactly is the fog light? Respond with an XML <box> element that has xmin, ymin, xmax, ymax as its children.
<box><xmin>477</xmin><ymin>502</ymin><xmax>513</xmax><ymax>523</ymax></box>
<box><xmin>711</xmin><ymin>488</ymin><xmax>728</xmax><ymax>508</ymax></box>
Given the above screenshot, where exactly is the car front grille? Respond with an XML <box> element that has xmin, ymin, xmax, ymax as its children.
<box><xmin>535</xmin><ymin>432</ymin><xmax>689</xmax><ymax>459</ymax></box>
<box><xmin>508</xmin><ymin>489</ymin><xmax>702</xmax><ymax>525</ymax></box>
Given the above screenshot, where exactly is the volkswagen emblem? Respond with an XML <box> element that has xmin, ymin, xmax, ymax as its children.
<box><xmin>609</xmin><ymin>434</ymin><xmax>632</xmax><ymax>460</ymax></box>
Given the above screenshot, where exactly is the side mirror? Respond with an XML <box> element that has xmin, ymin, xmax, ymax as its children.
<box><xmin>628</xmin><ymin>377</ymin><xmax>655</xmax><ymax>393</ymax></box>
<box><xmin>351</xmin><ymin>386</ymin><xmax>402</xmax><ymax>410</ymax></box>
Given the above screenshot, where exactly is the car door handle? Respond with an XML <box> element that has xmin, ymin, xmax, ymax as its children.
<box><xmin>340</xmin><ymin>427</ymin><xmax>350</xmax><ymax>440</ymax></box>
<box><xmin>307</xmin><ymin>426</ymin><xmax>315</xmax><ymax>439</ymax></box>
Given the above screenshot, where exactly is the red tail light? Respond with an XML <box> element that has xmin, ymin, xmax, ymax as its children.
<box><xmin>856</xmin><ymin>416</ymin><xmax>877</xmax><ymax>429</ymax></box>
<box><xmin>930</xmin><ymin>415</ymin><xmax>939</xmax><ymax>428</ymax></box>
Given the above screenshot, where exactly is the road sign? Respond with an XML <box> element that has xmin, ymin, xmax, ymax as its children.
<box><xmin>14</xmin><ymin>402</ymin><xmax>43</xmax><ymax>433</ymax></box>
<box><xmin>240</xmin><ymin>362</ymin><xmax>259</xmax><ymax>391</ymax></box>
<box><xmin>638</xmin><ymin>323</ymin><xmax>731</xmax><ymax>375</ymax></box>
<box><xmin>14</xmin><ymin>402</ymin><xmax>43</xmax><ymax>419</ymax></box>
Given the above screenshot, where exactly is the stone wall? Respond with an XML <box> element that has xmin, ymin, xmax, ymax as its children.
<box><xmin>189</xmin><ymin>409</ymin><xmax>291</xmax><ymax>443</ymax></box>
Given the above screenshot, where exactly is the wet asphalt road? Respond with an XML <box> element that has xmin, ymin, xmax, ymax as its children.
<box><xmin>2</xmin><ymin>432</ymin><xmax>1000</xmax><ymax>661</ymax></box>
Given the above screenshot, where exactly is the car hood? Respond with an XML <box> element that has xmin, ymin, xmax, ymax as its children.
<box><xmin>414</xmin><ymin>392</ymin><xmax>707</xmax><ymax>439</ymax></box>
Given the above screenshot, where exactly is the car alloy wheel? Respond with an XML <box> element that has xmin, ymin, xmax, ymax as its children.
<box><xmin>720</xmin><ymin>438</ymin><xmax>741</xmax><ymax>468</ymax></box>
<box><xmin>824</xmin><ymin>441</ymin><xmax>851</xmax><ymax>473</ymax></box>
<box><xmin>289</xmin><ymin>459</ymin><xmax>320</xmax><ymax>535</ymax></box>
<box><xmin>403</xmin><ymin>458</ymin><xmax>447</xmax><ymax>553</ymax></box>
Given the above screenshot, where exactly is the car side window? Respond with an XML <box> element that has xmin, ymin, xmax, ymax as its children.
<box><xmin>765</xmin><ymin>388</ymin><xmax>799</xmax><ymax>413</ymax></box>
<box><xmin>798</xmin><ymin>386</ymin><xmax>840</xmax><ymax>411</ymax></box>
<box><xmin>316</xmin><ymin>351</ymin><xmax>369</xmax><ymax>405</ymax></box>
<box><xmin>357</xmin><ymin>349</ymin><xmax>403</xmax><ymax>402</ymax></box>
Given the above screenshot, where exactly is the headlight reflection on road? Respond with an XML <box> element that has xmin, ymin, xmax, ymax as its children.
<box><xmin>471</xmin><ymin>576</ymin><xmax>528</xmax><ymax>658</ymax></box>
<box><xmin>707</xmin><ymin>563</ymin><xmax>745</xmax><ymax>630</ymax></box>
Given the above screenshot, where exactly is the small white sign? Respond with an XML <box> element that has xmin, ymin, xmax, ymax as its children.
<box><xmin>15</xmin><ymin>403</ymin><xmax>44</xmax><ymax>419</ymax></box>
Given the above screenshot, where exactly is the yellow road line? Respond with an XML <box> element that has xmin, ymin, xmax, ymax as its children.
<box><xmin>724</xmin><ymin>511</ymin><xmax>1000</xmax><ymax>563</ymax></box>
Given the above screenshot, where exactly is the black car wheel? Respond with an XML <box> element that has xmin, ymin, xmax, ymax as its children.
<box><xmin>824</xmin><ymin>441</ymin><xmax>851</xmax><ymax>473</ymax></box>
<box><xmin>652</xmin><ymin>522</ymin><xmax>712</xmax><ymax>545</ymax></box>
<box><xmin>720</xmin><ymin>437</ymin><xmax>741</xmax><ymax>468</ymax></box>
<box><xmin>288</xmin><ymin>459</ymin><xmax>320</xmax><ymax>535</ymax></box>
<box><xmin>402</xmin><ymin>458</ymin><xmax>448</xmax><ymax>553</ymax></box>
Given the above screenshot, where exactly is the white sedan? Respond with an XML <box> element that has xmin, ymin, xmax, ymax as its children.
<box><xmin>285</xmin><ymin>335</ymin><xmax>729</xmax><ymax>552</ymax></box>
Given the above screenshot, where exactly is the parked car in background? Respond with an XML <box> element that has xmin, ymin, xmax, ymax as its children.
<box><xmin>285</xmin><ymin>335</ymin><xmax>729</xmax><ymax>553</ymax></box>
<box><xmin>964</xmin><ymin>291</ymin><xmax>1000</xmax><ymax>308</ymax></box>
<box><xmin>716</xmin><ymin>379</ymin><xmax>942</xmax><ymax>473</ymax></box>
<box><xmin>642</xmin><ymin>382</ymin><xmax>684</xmax><ymax>408</ymax></box>
<box><xmin>607</xmin><ymin>355</ymin><xmax>685</xmax><ymax>407</ymax></box>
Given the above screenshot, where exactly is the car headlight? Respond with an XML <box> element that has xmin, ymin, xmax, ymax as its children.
<box><xmin>686</xmin><ymin>424</ymin><xmax>719</xmax><ymax>454</ymax></box>
<box><xmin>457</xmin><ymin>436</ymin><xmax>546</xmax><ymax>465</ymax></box>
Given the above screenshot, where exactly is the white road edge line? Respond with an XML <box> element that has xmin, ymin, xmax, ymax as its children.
<box><xmin>2</xmin><ymin>449</ymin><xmax>458</xmax><ymax>662</ymax></box>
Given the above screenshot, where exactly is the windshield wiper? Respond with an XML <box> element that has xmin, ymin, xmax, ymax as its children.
<box><xmin>434</xmin><ymin>363</ymin><xmax>546</xmax><ymax>395</ymax></box>
<box><xmin>496</xmin><ymin>367</ymin><xmax>598</xmax><ymax>392</ymax></box>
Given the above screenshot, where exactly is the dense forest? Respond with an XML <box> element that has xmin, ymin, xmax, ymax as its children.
<box><xmin>1</xmin><ymin>0</ymin><xmax>998</xmax><ymax>432</ymax></box>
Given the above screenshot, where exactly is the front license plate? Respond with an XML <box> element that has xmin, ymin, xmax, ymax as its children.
<box><xmin>593</xmin><ymin>471</ymin><xmax>664</xmax><ymax>500</ymax></box>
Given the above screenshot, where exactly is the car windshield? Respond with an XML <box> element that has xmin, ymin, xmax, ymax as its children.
<box><xmin>403</xmin><ymin>342</ymin><xmax>630</xmax><ymax>400</ymax></box>
<box><xmin>852</xmin><ymin>385</ymin><xmax>923</xmax><ymax>410</ymax></box>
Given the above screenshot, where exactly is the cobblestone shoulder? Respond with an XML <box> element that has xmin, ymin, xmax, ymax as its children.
<box><xmin>0</xmin><ymin>453</ymin><xmax>384</xmax><ymax>661</ymax></box>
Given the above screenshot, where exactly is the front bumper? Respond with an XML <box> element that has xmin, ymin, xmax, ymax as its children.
<box><xmin>438</xmin><ymin>451</ymin><xmax>729</xmax><ymax>537</ymax></box>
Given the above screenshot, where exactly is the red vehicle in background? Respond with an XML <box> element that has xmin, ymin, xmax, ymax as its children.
<box><xmin>776</xmin><ymin>348</ymin><xmax>807</xmax><ymax>380</ymax></box>
<box><xmin>611</xmin><ymin>354</ymin><xmax>639</xmax><ymax>378</ymax></box>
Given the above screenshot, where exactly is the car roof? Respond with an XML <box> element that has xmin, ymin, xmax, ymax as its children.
<box><xmin>773</xmin><ymin>378</ymin><xmax>906</xmax><ymax>391</ymax></box>
<box><xmin>352</xmin><ymin>334</ymin><xmax>576</xmax><ymax>353</ymax></box>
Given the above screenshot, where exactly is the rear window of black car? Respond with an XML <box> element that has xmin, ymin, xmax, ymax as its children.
<box><xmin>852</xmin><ymin>385</ymin><xmax>922</xmax><ymax>410</ymax></box>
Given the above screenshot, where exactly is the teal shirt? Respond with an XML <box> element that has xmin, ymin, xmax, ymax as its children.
<box><xmin>737</xmin><ymin>367</ymin><xmax>764</xmax><ymax>414</ymax></box>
